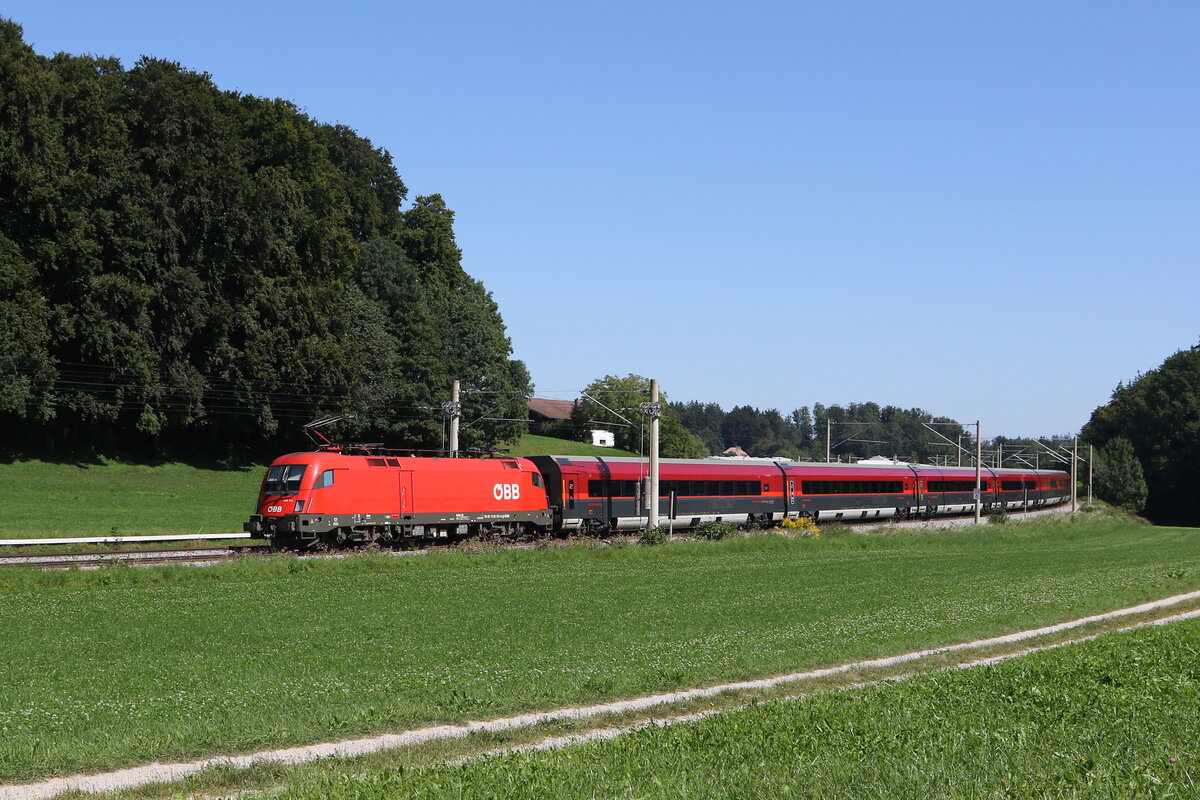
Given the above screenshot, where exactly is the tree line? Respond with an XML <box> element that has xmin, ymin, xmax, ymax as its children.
<box><xmin>672</xmin><ymin>399</ymin><xmax>984</xmax><ymax>464</ymax></box>
<box><xmin>564</xmin><ymin>375</ymin><xmax>1078</xmax><ymax>468</ymax></box>
<box><xmin>0</xmin><ymin>20</ymin><xmax>529</xmax><ymax>461</ymax></box>
<box><xmin>1083</xmin><ymin>343</ymin><xmax>1200</xmax><ymax>525</ymax></box>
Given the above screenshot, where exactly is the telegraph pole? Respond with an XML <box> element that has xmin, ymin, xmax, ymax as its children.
<box><xmin>974</xmin><ymin>420</ymin><xmax>982</xmax><ymax>524</ymax></box>
<box><xmin>446</xmin><ymin>380</ymin><xmax>461</xmax><ymax>457</ymax></box>
<box><xmin>644</xmin><ymin>379</ymin><xmax>661</xmax><ymax>528</ymax></box>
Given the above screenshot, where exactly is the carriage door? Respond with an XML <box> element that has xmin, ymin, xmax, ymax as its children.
<box><xmin>398</xmin><ymin>471</ymin><xmax>414</xmax><ymax>514</ymax></box>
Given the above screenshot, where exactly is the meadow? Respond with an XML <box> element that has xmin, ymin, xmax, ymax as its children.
<box><xmin>283</xmin><ymin>616</ymin><xmax>1200</xmax><ymax>799</ymax></box>
<box><xmin>0</xmin><ymin>459</ymin><xmax>263</xmax><ymax>539</ymax></box>
<box><xmin>1</xmin><ymin>514</ymin><xmax>1198</xmax><ymax>782</ymax></box>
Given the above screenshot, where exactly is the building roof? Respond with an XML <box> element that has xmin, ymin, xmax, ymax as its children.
<box><xmin>527</xmin><ymin>397</ymin><xmax>577</xmax><ymax>420</ymax></box>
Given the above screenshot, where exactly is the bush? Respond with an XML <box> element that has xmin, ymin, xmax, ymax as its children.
<box><xmin>694</xmin><ymin>521</ymin><xmax>738</xmax><ymax>541</ymax></box>
<box><xmin>1095</xmin><ymin>437</ymin><xmax>1149</xmax><ymax>513</ymax></box>
<box><xmin>780</xmin><ymin>516</ymin><xmax>820</xmax><ymax>538</ymax></box>
<box><xmin>638</xmin><ymin>526</ymin><xmax>668</xmax><ymax>546</ymax></box>
<box><xmin>989</xmin><ymin>505</ymin><xmax>1008</xmax><ymax>525</ymax></box>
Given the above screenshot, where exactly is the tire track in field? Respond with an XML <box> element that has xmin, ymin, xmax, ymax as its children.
<box><xmin>4</xmin><ymin>588</ymin><xmax>1200</xmax><ymax>800</ymax></box>
<box><xmin>481</xmin><ymin>606</ymin><xmax>1200</xmax><ymax>758</ymax></box>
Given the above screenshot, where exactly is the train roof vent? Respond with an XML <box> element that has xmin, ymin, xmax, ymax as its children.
<box><xmin>502</xmin><ymin>460</ymin><xmax>519</xmax><ymax>469</ymax></box>
<box><xmin>367</xmin><ymin>458</ymin><xmax>387</xmax><ymax>467</ymax></box>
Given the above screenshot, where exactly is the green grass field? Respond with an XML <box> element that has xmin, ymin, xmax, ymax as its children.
<box><xmin>283</xmin><ymin>617</ymin><xmax>1200</xmax><ymax>799</ymax></box>
<box><xmin>1</xmin><ymin>515</ymin><xmax>1198</xmax><ymax>783</ymax></box>
<box><xmin>0</xmin><ymin>458</ymin><xmax>264</xmax><ymax>539</ymax></box>
<box><xmin>0</xmin><ymin>435</ymin><xmax>631</xmax><ymax>539</ymax></box>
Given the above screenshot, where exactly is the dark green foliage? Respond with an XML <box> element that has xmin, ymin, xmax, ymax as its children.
<box><xmin>0</xmin><ymin>234</ymin><xmax>54</xmax><ymax>419</ymax></box>
<box><xmin>0</xmin><ymin>20</ymin><xmax>526</xmax><ymax>458</ymax></box>
<box><xmin>672</xmin><ymin>400</ymin><xmax>976</xmax><ymax>462</ymax></box>
<box><xmin>1083</xmin><ymin>344</ymin><xmax>1200</xmax><ymax>524</ymax></box>
<box><xmin>575</xmin><ymin>374</ymin><xmax>707</xmax><ymax>458</ymax></box>
<box><xmin>1094</xmin><ymin>437</ymin><xmax>1149</xmax><ymax>513</ymax></box>
<box><xmin>694</xmin><ymin>520</ymin><xmax>737</xmax><ymax>540</ymax></box>
<box><xmin>637</xmin><ymin>525</ymin><xmax>668</xmax><ymax>546</ymax></box>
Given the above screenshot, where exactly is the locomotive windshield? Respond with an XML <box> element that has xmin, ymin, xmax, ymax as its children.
<box><xmin>264</xmin><ymin>464</ymin><xmax>307</xmax><ymax>495</ymax></box>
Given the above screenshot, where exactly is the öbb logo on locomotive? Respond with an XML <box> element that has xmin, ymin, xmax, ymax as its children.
<box><xmin>493</xmin><ymin>483</ymin><xmax>521</xmax><ymax>501</ymax></box>
<box><xmin>243</xmin><ymin>444</ymin><xmax>1072</xmax><ymax>550</ymax></box>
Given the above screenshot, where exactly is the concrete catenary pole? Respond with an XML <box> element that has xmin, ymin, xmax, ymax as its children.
<box><xmin>648</xmin><ymin>379</ymin><xmax>661</xmax><ymax>529</ymax></box>
<box><xmin>826</xmin><ymin>418</ymin><xmax>831</xmax><ymax>463</ymax></box>
<box><xmin>448</xmin><ymin>380</ymin><xmax>461</xmax><ymax>457</ymax></box>
<box><xmin>974</xmin><ymin>421</ymin><xmax>982</xmax><ymax>524</ymax></box>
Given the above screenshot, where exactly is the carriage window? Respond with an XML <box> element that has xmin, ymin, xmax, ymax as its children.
<box><xmin>801</xmin><ymin>480</ymin><xmax>904</xmax><ymax>494</ymax></box>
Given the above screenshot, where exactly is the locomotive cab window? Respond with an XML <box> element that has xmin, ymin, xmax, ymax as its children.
<box><xmin>314</xmin><ymin>469</ymin><xmax>335</xmax><ymax>489</ymax></box>
<box><xmin>265</xmin><ymin>464</ymin><xmax>307</xmax><ymax>495</ymax></box>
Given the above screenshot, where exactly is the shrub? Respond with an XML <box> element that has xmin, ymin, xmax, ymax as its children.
<box><xmin>989</xmin><ymin>506</ymin><xmax>1008</xmax><ymax>525</ymax></box>
<box><xmin>638</xmin><ymin>526</ymin><xmax>668</xmax><ymax>546</ymax></box>
<box><xmin>1095</xmin><ymin>437</ymin><xmax>1149</xmax><ymax>513</ymax></box>
<box><xmin>780</xmin><ymin>516</ymin><xmax>820</xmax><ymax>538</ymax></box>
<box><xmin>694</xmin><ymin>521</ymin><xmax>738</xmax><ymax>541</ymax></box>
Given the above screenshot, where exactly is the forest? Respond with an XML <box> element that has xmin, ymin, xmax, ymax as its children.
<box><xmin>1083</xmin><ymin>344</ymin><xmax>1200</xmax><ymax>526</ymax></box>
<box><xmin>0</xmin><ymin>20</ymin><xmax>529</xmax><ymax>460</ymax></box>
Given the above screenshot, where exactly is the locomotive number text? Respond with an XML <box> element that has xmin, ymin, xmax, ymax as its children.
<box><xmin>492</xmin><ymin>483</ymin><xmax>521</xmax><ymax>501</ymax></box>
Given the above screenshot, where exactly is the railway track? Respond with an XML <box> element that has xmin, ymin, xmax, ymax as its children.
<box><xmin>0</xmin><ymin>546</ymin><xmax>264</xmax><ymax>570</ymax></box>
<box><xmin>1</xmin><ymin>504</ymin><xmax>1077</xmax><ymax>570</ymax></box>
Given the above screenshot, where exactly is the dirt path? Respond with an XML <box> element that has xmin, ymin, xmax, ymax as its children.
<box><xmin>3</xmin><ymin>587</ymin><xmax>1198</xmax><ymax>800</ymax></box>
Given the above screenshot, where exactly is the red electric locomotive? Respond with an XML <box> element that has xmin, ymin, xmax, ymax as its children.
<box><xmin>244</xmin><ymin>449</ymin><xmax>553</xmax><ymax>547</ymax></box>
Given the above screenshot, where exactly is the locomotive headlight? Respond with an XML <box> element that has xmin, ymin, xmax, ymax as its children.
<box><xmin>295</xmin><ymin>500</ymin><xmax>305</xmax><ymax>513</ymax></box>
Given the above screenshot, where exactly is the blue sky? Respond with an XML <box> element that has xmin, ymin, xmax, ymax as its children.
<box><xmin>7</xmin><ymin>1</ymin><xmax>1198</xmax><ymax>438</ymax></box>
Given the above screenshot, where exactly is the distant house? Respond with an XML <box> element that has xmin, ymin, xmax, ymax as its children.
<box><xmin>526</xmin><ymin>398</ymin><xmax>614</xmax><ymax>447</ymax></box>
<box><xmin>526</xmin><ymin>398</ymin><xmax>577</xmax><ymax>433</ymax></box>
<box><xmin>590</xmin><ymin>429</ymin><xmax>615</xmax><ymax>447</ymax></box>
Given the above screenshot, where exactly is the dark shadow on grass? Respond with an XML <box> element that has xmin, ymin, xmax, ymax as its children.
<box><xmin>0</xmin><ymin>446</ymin><xmax>264</xmax><ymax>471</ymax></box>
